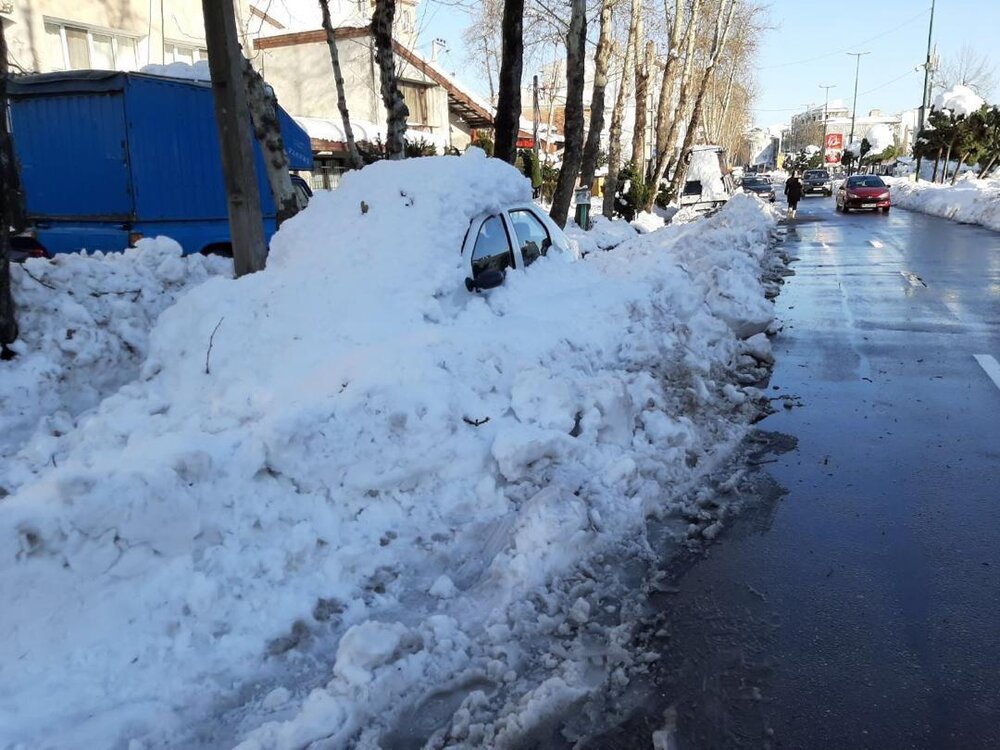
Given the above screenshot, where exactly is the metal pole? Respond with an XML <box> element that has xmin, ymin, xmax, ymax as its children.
<box><xmin>847</xmin><ymin>52</ymin><xmax>870</xmax><ymax>147</ymax></box>
<box><xmin>820</xmin><ymin>84</ymin><xmax>835</xmax><ymax>165</ymax></box>
<box><xmin>918</xmin><ymin>0</ymin><xmax>936</xmax><ymax>130</ymax></box>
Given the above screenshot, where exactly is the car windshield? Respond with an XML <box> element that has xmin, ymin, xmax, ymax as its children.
<box><xmin>847</xmin><ymin>176</ymin><xmax>886</xmax><ymax>188</ymax></box>
<box><xmin>743</xmin><ymin>178</ymin><xmax>765</xmax><ymax>187</ymax></box>
<box><xmin>805</xmin><ymin>171</ymin><xmax>829</xmax><ymax>179</ymax></box>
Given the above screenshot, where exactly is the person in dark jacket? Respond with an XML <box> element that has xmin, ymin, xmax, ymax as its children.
<box><xmin>784</xmin><ymin>172</ymin><xmax>803</xmax><ymax>219</ymax></box>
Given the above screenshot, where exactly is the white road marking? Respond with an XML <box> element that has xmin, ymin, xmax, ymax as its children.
<box><xmin>868</xmin><ymin>239</ymin><xmax>884</xmax><ymax>248</ymax></box>
<box><xmin>974</xmin><ymin>354</ymin><xmax>1000</xmax><ymax>391</ymax></box>
<box><xmin>900</xmin><ymin>271</ymin><xmax>927</xmax><ymax>288</ymax></box>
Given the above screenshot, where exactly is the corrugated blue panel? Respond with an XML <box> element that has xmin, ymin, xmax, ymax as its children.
<box><xmin>10</xmin><ymin>92</ymin><xmax>133</xmax><ymax>219</ymax></box>
<box><xmin>125</xmin><ymin>77</ymin><xmax>232</xmax><ymax>221</ymax></box>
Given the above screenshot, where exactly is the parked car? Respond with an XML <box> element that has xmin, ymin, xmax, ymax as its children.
<box><xmin>462</xmin><ymin>203</ymin><xmax>572</xmax><ymax>291</ymax></box>
<box><xmin>836</xmin><ymin>175</ymin><xmax>891</xmax><ymax>214</ymax></box>
<box><xmin>802</xmin><ymin>169</ymin><xmax>833</xmax><ymax>196</ymax></box>
<box><xmin>740</xmin><ymin>176</ymin><xmax>776</xmax><ymax>202</ymax></box>
<box><xmin>8</xmin><ymin>70</ymin><xmax>313</xmax><ymax>258</ymax></box>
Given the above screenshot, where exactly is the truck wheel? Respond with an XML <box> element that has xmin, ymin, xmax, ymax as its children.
<box><xmin>201</xmin><ymin>243</ymin><xmax>233</xmax><ymax>258</ymax></box>
<box><xmin>882</xmin><ymin>207</ymin><xmax>890</xmax><ymax>214</ymax></box>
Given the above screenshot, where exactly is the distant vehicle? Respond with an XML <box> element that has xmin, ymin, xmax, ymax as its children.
<box><xmin>678</xmin><ymin>145</ymin><xmax>736</xmax><ymax>212</ymax></box>
<box><xmin>836</xmin><ymin>175</ymin><xmax>891</xmax><ymax>214</ymax></box>
<box><xmin>802</xmin><ymin>169</ymin><xmax>833</xmax><ymax>196</ymax></box>
<box><xmin>740</xmin><ymin>176</ymin><xmax>776</xmax><ymax>202</ymax></box>
<box><xmin>8</xmin><ymin>70</ymin><xmax>313</xmax><ymax>259</ymax></box>
<box><xmin>462</xmin><ymin>204</ymin><xmax>572</xmax><ymax>292</ymax></box>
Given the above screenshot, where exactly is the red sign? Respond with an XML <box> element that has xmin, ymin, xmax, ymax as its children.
<box><xmin>825</xmin><ymin>133</ymin><xmax>843</xmax><ymax>150</ymax></box>
<box><xmin>825</xmin><ymin>152</ymin><xmax>841</xmax><ymax>164</ymax></box>
<box><xmin>516</xmin><ymin>137</ymin><xmax>535</xmax><ymax>149</ymax></box>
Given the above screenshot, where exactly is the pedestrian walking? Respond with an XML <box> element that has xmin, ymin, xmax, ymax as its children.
<box><xmin>784</xmin><ymin>171</ymin><xmax>803</xmax><ymax>219</ymax></box>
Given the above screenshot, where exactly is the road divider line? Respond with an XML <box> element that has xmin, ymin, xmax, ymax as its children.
<box><xmin>974</xmin><ymin>354</ymin><xmax>1000</xmax><ymax>391</ymax></box>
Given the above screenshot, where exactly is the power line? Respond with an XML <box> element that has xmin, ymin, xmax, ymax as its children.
<box><xmin>858</xmin><ymin>68</ymin><xmax>919</xmax><ymax>97</ymax></box>
<box><xmin>759</xmin><ymin>8</ymin><xmax>930</xmax><ymax>71</ymax></box>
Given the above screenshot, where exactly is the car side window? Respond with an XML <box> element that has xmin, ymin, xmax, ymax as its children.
<box><xmin>508</xmin><ymin>209</ymin><xmax>550</xmax><ymax>267</ymax></box>
<box><xmin>471</xmin><ymin>215</ymin><xmax>514</xmax><ymax>276</ymax></box>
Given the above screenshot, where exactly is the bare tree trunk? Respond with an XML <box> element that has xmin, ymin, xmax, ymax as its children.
<box><xmin>319</xmin><ymin>0</ymin><xmax>363</xmax><ymax>170</ymax></box>
<box><xmin>203</xmin><ymin>0</ymin><xmax>268</xmax><ymax>276</ymax></box>
<box><xmin>494</xmin><ymin>0</ymin><xmax>524</xmax><ymax>164</ymax></box>
<box><xmin>1</xmin><ymin>20</ymin><xmax>20</xmax><ymax>347</ymax></box>
<box><xmin>645</xmin><ymin>0</ymin><xmax>700</xmax><ymax>211</ymax></box>
<box><xmin>372</xmin><ymin>0</ymin><xmax>408</xmax><ymax>160</ymax></box>
<box><xmin>951</xmin><ymin>152</ymin><xmax>967</xmax><ymax>185</ymax></box>
<box><xmin>629</xmin><ymin>5</ymin><xmax>648</xmax><ymax>170</ymax></box>
<box><xmin>915</xmin><ymin>152</ymin><xmax>923</xmax><ymax>182</ymax></box>
<box><xmin>932</xmin><ymin>148</ymin><xmax>941</xmax><ymax>182</ymax></box>
<box><xmin>543</xmin><ymin>47</ymin><xmax>559</xmax><ymax>162</ymax></box>
<box><xmin>602</xmin><ymin>23</ymin><xmax>637</xmax><ymax>218</ymax></box>
<box><xmin>483</xmin><ymin>38</ymin><xmax>496</xmax><ymax>104</ymax></box>
<box><xmin>979</xmin><ymin>154</ymin><xmax>997</xmax><ymax>178</ymax></box>
<box><xmin>650</xmin><ymin>0</ymin><xmax>683</xmax><ymax>168</ymax></box>
<box><xmin>579</xmin><ymin>0</ymin><xmax>613</xmax><ymax>191</ymax></box>
<box><xmin>241</xmin><ymin>58</ymin><xmax>298</xmax><ymax>227</ymax></box>
<box><xmin>665</xmin><ymin>0</ymin><xmax>735</xmax><ymax>204</ymax></box>
<box><xmin>942</xmin><ymin>138</ymin><xmax>955</xmax><ymax>182</ymax></box>
<box><xmin>549</xmin><ymin>0</ymin><xmax>587</xmax><ymax>228</ymax></box>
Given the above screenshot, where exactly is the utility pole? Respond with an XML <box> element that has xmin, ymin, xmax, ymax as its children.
<box><xmin>202</xmin><ymin>0</ymin><xmax>267</xmax><ymax>276</ymax></box>
<box><xmin>847</xmin><ymin>52</ymin><xmax>870</xmax><ymax>148</ymax></box>
<box><xmin>533</xmin><ymin>74</ymin><xmax>540</xmax><ymax>161</ymax></box>
<box><xmin>819</xmin><ymin>84</ymin><xmax>835</xmax><ymax>165</ymax></box>
<box><xmin>918</xmin><ymin>0</ymin><xmax>936</xmax><ymax>131</ymax></box>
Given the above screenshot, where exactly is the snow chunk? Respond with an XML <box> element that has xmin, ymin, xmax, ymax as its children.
<box><xmin>333</xmin><ymin>621</ymin><xmax>410</xmax><ymax>686</ymax></box>
<box><xmin>933</xmin><ymin>84</ymin><xmax>985</xmax><ymax>116</ymax></box>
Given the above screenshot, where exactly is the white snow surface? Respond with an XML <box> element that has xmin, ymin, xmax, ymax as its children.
<box><xmin>889</xmin><ymin>175</ymin><xmax>1000</xmax><ymax>232</ymax></box>
<box><xmin>0</xmin><ymin>152</ymin><xmax>777</xmax><ymax>749</ymax></box>
<box><xmin>863</xmin><ymin>123</ymin><xmax>895</xmax><ymax>154</ymax></box>
<box><xmin>564</xmin><ymin>214</ymin><xmax>638</xmax><ymax>254</ymax></box>
<box><xmin>140</xmin><ymin>60</ymin><xmax>211</xmax><ymax>81</ymax></box>
<box><xmin>933</xmin><ymin>83</ymin><xmax>985</xmax><ymax>117</ymax></box>
<box><xmin>1</xmin><ymin>238</ymin><xmax>230</xmax><ymax>475</ymax></box>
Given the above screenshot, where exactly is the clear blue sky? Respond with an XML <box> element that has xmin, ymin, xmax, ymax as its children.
<box><xmin>419</xmin><ymin>0</ymin><xmax>1000</xmax><ymax>129</ymax></box>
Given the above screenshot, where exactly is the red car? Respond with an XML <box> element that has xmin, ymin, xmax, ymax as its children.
<box><xmin>836</xmin><ymin>175</ymin><xmax>891</xmax><ymax>213</ymax></box>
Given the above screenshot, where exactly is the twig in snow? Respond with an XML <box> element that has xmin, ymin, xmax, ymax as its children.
<box><xmin>462</xmin><ymin>416</ymin><xmax>490</xmax><ymax>427</ymax></box>
<box><xmin>18</xmin><ymin>265</ymin><xmax>57</xmax><ymax>290</ymax></box>
<box><xmin>204</xmin><ymin>317</ymin><xmax>224</xmax><ymax>375</ymax></box>
<box><xmin>89</xmin><ymin>289</ymin><xmax>143</xmax><ymax>301</ymax></box>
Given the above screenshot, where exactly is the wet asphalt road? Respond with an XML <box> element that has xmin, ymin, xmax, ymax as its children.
<box><xmin>579</xmin><ymin>196</ymin><xmax>1000</xmax><ymax>749</ymax></box>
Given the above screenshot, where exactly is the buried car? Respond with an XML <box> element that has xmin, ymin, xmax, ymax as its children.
<box><xmin>836</xmin><ymin>175</ymin><xmax>891</xmax><ymax>213</ymax></box>
<box><xmin>462</xmin><ymin>204</ymin><xmax>573</xmax><ymax>291</ymax></box>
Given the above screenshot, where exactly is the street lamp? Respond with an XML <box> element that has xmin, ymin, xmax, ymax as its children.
<box><xmin>819</xmin><ymin>84</ymin><xmax>836</xmax><ymax>165</ymax></box>
<box><xmin>847</xmin><ymin>52</ymin><xmax>870</xmax><ymax>148</ymax></box>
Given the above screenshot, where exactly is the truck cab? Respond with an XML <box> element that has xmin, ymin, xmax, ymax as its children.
<box><xmin>8</xmin><ymin>70</ymin><xmax>313</xmax><ymax>258</ymax></box>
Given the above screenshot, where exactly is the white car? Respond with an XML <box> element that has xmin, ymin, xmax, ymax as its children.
<box><xmin>462</xmin><ymin>203</ymin><xmax>573</xmax><ymax>291</ymax></box>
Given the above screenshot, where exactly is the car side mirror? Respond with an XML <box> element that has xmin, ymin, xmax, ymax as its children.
<box><xmin>465</xmin><ymin>269</ymin><xmax>505</xmax><ymax>292</ymax></box>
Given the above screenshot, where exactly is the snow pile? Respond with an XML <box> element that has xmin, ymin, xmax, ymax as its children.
<box><xmin>631</xmin><ymin>210</ymin><xmax>667</xmax><ymax>233</ymax></box>
<box><xmin>140</xmin><ymin>60</ymin><xmax>211</xmax><ymax>81</ymax></box>
<box><xmin>0</xmin><ymin>238</ymin><xmax>229</xmax><ymax>481</ymax></box>
<box><xmin>804</xmin><ymin>144</ymin><xmax>820</xmax><ymax>155</ymax></box>
<box><xmin>933</xmin><ymin>83</ymin><xmax>985</xmax><ymax>116</ymax></box>
<box><xmin>889</xmin><ymin>175</ymin><xmax>1000</xmax><ymax>231</ymax></box>
<box><xmin>0</xmin><ymin>151</ymin><xmax>777</xmax><ymax>749</ymax></box>
<box><xmin>564</xmin><ymin>214</ymin><xmax>638</xmax><ymax>254</ymax></box>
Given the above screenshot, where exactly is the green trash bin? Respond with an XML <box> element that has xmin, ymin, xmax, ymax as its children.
<box><xmin>574</xmin><ymin>186</ymin><xmax>591</xmax><ymax>230</ymax></box>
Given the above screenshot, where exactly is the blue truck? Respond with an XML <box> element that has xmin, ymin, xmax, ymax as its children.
<box><xmin>7</xmin><ymin>70</ymin><xmax>313</xmax><ymax>258</ymax></box>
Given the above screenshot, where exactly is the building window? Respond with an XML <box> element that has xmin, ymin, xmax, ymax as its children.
<box><xmin>165</xmin><ymin>43</ymin><xmax>208</xmax><ymax>65</ymax></box>
<box><xmin>400</xmin><ymin>82</ymin><xmax>429</xmax><ymax>125</ymax></box>
<box><xmin>43</xmin><ymin>21</ymin><xmax>139</xmax><ymax>71</ymax></box>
